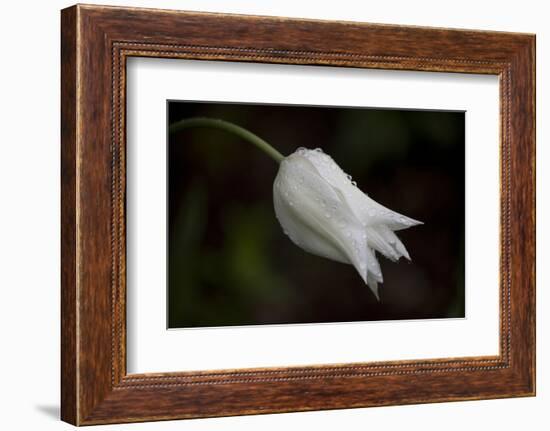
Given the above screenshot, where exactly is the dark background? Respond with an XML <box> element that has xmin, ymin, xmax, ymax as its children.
<box><xmin>167</xmin><ymin>101</ymin><xmax>465</xmax><ymax>329</ymax></box>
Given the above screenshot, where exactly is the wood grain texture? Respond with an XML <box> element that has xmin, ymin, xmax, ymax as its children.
<box><xmin>60</xmin><ymin>6</ymin><xmax>78</xmax><ymax>425</ymax></box>
<box><xmin>60</xmin><ymin>4</ymin><xmax>535</xmax><ymax>425</ymax></box>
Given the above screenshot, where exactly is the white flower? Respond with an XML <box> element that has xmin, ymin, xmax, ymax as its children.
<box><xmin>273</xmin><ymin>147</ymin><xmax>422</xmax><ymax>299</ymax></box>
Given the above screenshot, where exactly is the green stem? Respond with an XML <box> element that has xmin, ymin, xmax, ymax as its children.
<box><xmin>169</xmin><ymin>117</ymin><xmax>284</xmax><ymax>163</ymax></box>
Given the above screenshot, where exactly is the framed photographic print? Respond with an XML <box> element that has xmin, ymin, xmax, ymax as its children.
<box><xmin>61</xmin><ymin>4</ymin><xmax>535</xmax><ymax>425</ymax></box>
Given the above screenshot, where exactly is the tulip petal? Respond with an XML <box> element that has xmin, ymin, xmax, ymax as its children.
<box><xmin>361</xmin><ymin>193</ymin><xmax>423</xmax><ymax>231</ymax></box>
<box><xmin>367</xmin><ymin>273</ymin><xmax>380</xmax><ymax>301</ymax></box>
<box><xmin>300</xmin><ymin>149</ymin><xmax>421</xmax><ymax>257</ymax></box>
<box><xmin>365</xmin><ymin>245</ymin><xmax>383</xmax><ymax>283</ymax></box>
<box><xmin>274</xmin><ymin>154</ymin><xmax>371</xmax><ymax>285</ymax></box>
<box><xmin>330</xmin><ymin>187</ymin><xmax>384</xmax><ymax>283</ymax></box>
<box><xmin>273</xmin><ymin>181</ymin><xmax>349</xmax><ymax>264</ymax></box>
<box><xmin>366</xmin><ymin>225</ymin><xmax>412</xmax><ymax>261</ymax></box>
<box><xmin>300</xmin><ymin>149</ymin><xmax>421</xmax><ymax>223</ymax></box>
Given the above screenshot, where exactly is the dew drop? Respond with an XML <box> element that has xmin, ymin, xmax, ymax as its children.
<box><xmin>351</xmin><ymin>181</ymin><xmax>357</xmax><ymax>187</ymax></box>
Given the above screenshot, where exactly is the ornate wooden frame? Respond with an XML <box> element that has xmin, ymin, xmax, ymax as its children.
<box><xmin>61</xmin><ymin>4</ymin><xmax>535</xmax><ymax>425</ymax></box>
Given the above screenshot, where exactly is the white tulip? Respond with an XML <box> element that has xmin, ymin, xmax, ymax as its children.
<box><xmin>170</xmin><ymin>117</ymin><xmax>422</xmax><ymax>300</ymax></box>
<box><xmin>273</xmin><ymin>147</ymin><xmax>422</xmax><ymax>299</ymax></box>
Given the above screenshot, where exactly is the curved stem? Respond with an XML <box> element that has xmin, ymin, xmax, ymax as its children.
<box><xmin>169</xmin><ymin>117</ymin><xmax>284</xmax><ymax>163</ymax></box>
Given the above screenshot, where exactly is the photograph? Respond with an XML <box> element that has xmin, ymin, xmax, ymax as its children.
<box><xmin>167</xmin><ymin>101</ymin><xmax>465</xmax><ymax>329</ymax></box>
